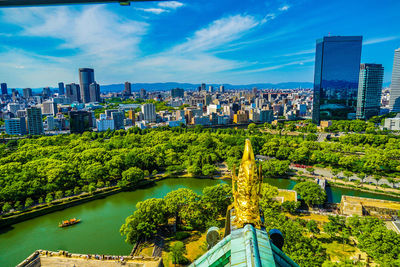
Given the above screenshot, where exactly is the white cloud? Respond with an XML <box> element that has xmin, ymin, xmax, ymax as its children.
<box><xmin>174</xmin><ymin>14</ymin><xmax>260</xmax><ymax>54</ymax></box>
<box><xmin>236</xmin><ymin>58</ymin><xmax>314</xmax><ymax>74</ymax></box>
<box><xmin>158</xmin><ymin>1</ymin><xmax>184</xmax><ymax>9</ymax></box>
<box><xmin>281</xmin><ymin>49</ymin><xmax>314</xmax><ymax>57</ymax></box>
<box><xmin>1</xmin><ymin>6</ymin><xmax>148</xmax><ymax>64</ymax></box>
<box><xmin>364</xmin><ymin>36</ymin><xmax>400</xmax><ymax>45</ymax></box>
<box><xmin>279</xmin><ymin>5</ymin><xmax>290</xmax><ymax>11</ymax></box>
<box><xmin>135</xmin><ymin>8</ymin><xmax>168</xmax><ymax>14</ymax></box>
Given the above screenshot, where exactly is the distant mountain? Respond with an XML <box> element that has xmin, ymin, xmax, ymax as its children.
<box><xmin>100</xmin><ymin>82</ymin><xmax>314</xmax><ymax>93</ymax></box>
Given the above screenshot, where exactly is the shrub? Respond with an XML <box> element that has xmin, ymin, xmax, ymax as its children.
<box><xmin>175</xmin><ymin>231</ymin><xmax>191</xmax><ymax>240</ymax></box>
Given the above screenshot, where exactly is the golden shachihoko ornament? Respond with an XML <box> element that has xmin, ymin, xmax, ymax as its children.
<box><xmin>232</xmin><ymin>139</ymin><xmax>262</xmax><ymax>229</ymax></box>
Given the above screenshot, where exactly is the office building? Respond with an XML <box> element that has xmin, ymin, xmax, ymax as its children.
<box><xmin>42</xmin><ymin>87</ymin><xmax>51</xmax><ymax>98</ymax></box>
<box><xmin>219</xmin><ymin>85</ymin><xmax>225</xmax><ymax>93</ymax></box>
<box><xmin>69</xmin><ymin>110</ymin><xmax>91</xmax><ymax>133</ymax></box>
<box><xmin>97</xmin><ymin>113</ymin><xmax>115</xmax><ymax>132</ymax></box>
<box><xmin>171</xmin><ymin>88</ymin><xmax>184</xmax><ymax>98</ymax></box>
<box><xmin>139</xmin><ymin>88</ymin><xmax>147</xmax><ymax>99</ymax></box>
<box><xmin>5</xmin><ymin>117</ymin><xmax>26</xmax><ymax>135</ymax></box>
<box><xmin>7</xmin><ymin>103</ymin><xmax>21</xmax><ymax>114</ymax></box>
<box><xmin>23</xmin><ymin>88</ymin><xmax>33</xmax><ymax>99</ymax></box>
<box><xmin>58</xmin><ymin>82</ymin><xmax>65</xmax><ymax>95</ymax></box>
<box><xmin>389</xmin><ymin>48</ymin><xmax>400</xmax><ymax>112</ymax></box>
<box><xmin>123</xmin><ymin>82</ymin><xmax>132</xmax><ymax>96</ymax></box>
<box><xmin>47</xmin><ymin>116</ymin><xmax>55</xmax><ymax>131</ymax></box>
<box><xmin>106</xmin><ymin>109</ymin><xmax>119</xmax><ymax>118</ymax></box>
<box><xmin>204</xmin><ymin>94</ymin><xmax>212</xmax><ymax>106</ymax></box>
<box><xmin>79</xmin><ymin>68</ymin><xmax>95</xmax><ymax>103</ymax></box>
<box><xmin>141</xmin><ymin>103</ymin><xmax>156</xmax><ymax>122</ymax></box>
<box><xmin>128</xmin><ymin>109</ymin><xmax>135</xmax><ymax>122</ymax></box>
<box><xmin>312</xmin><ymin>36</ymin><xmax>362</xmax><ymax>124</ymax></box>
<box><xmin>111</xmin><ymin>111</ymin><xmax>125</xmax><ymax>130</ymax></box>
<box><xmin>208</xmin><ymin>85</ymin><xmax>213</xmax><ymax>93</ymax></box>
<box><xmin>27</xmin><ymin>107</ymin><xmax>44</xmax><ymax>135</ymax></box>
<box><xmin>89</xmin><ymin>82</ymin><xmax>101</xmax><ymax>102</ymax></box>
<box><xmin>1</xmin><ymin>83</ymin><xmax>7</xmax><ymax>95</ymax></box>
<box><xmin>42</xmin><ymin>101</ymin><xmax>58</xmax><ymax>116</ymax></box>
<box><xmin>66</xmin><ymin>83</ymin><xmax>81</xmax><ymax>102</ymax></box>
<box><xmin>356</xmin><ymin>64</ymin><xmax>384</xmax><ymax>120</ymax></box>
<box><xmin>201</xmin><ymin>83</ymin><xmax>206</xmax><ymax>91</ymax></box>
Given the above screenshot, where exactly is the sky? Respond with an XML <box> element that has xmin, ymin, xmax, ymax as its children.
<box><xmin>0</xmin><ymin>0</ymin><xmax>399</xmax><ymax>88</ymax></box>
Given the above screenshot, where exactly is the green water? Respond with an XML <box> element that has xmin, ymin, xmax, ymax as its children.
<box><xmin>1</xmin><ymin>177</ymin><xmax>400</xmax><ymax>267</ymax></box>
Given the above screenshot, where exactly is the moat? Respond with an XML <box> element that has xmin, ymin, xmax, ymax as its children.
<box><xmin>2</xmin><ymin>177</ymin><xmax>400</xmax><ymax>267</ymax></box>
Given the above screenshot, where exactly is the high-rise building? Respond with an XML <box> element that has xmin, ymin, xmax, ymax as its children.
<box><xmin>356</xmin><ymin>64</ymin><xmax>384</xmax><ymax>120</ymax></box>
<box><xmin>97</xmin><ymin>113</ymin><xmax>115</xmax><ymax>131</ymax></box>
<box><xmin>389</xmin><ymin>48</ymin><xmax>400</xmax><ymax>112</ymax></box>
<box><xmin>219</xmin><ymin>85</ymin><xmax>225</xmax><ymax>93</ymax></box>
<box><xmin>65</xmin><ymin>83</ymin><xmax>81</xmax><ymax>102</ymax></box>
<box><xmin>69</xmin><ymin>110</ymin><xmax>91</xmax><ymax>133</ymax></box>
<box><xmin>141</xmin><ymin>103</ymin><xmax>156</xmax><ymax>122</ymax></box>
<box><xmin>27</xmin><ymin>107</ymin><xmax>44</xmax><ymax>135</ymax></box>
<box><xmin>312</xmin><ymin>36</ymin><xmax>362</xmax><ymax>124</ymax></box>
<box><xmin>89</xmin><ymin>82</ymin><xmax>101</xmax><ymax>102</ymax></box>
<box><xmin>1</xmin><ymin>83</ymin><xmax>7</xmax><ymax>95</ymax></box>
<box><xmin>201</xmin><ymin>83</ymin><xmax>206</xmax><ymax>91</ymax></box>
<box><xmin>23</xmin><ymin>88</ymin><xmax>33</xmax><ymax>99</ymax></box>
<box><xmin>5</xmin><ymin>117</ymin><xmax>26</xmax><ymax>135</ymax></box>
<box><xmin>208</xmin><ymin>85</ymin><xmax>213</xmax><ymax>93</ymax></box>
<box><xmin>42</xmin><ymin>87</ymin><xmax>51</xmax><ymax>98</ymax></box>
<box><xmin>42</xmin><ymin>101</ymin><xmax>58</xmax><ymax>116</ymax></box>
<box><xmin>111</xmin><ymin>111</ymin><xmax>125</xmax><ymax>130</ymax></box>
<box><xmin>139</xmin><ymin>88</ymin><xmax>147</xmax><ymax>99</ymax></box>
<box><xmin>128</xmin><ymin>109</ymin><xmax>136</xmax><ymax>122</ymax></box>
<box><xmin>79</xmin><ymin>68</ymin><xmax>95</xmax><ymax>103</ymax></box>
<box><xmin>58</xmin><ymin>82</ymin><xmax>65</xmax><ymax>95</ymax></box>
<box><xmin>123</xmin><ymin>82</ymin><xmax>132</xmax><ymax>96</ymax></box>
<box><xmin>204</xmin><ymin>94</ymin><xmax>212</xmax><ymax>106</ymax></box>
<box><xmin>171</xmin><ymin>88</ymin><xmax>184</xmax><ymax>98</ymax></box>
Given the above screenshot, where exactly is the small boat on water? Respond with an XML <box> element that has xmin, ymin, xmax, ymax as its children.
<box><xmin>59</xmin><ymin>218</ymin><xmax>81</xmax><ymax>228</ymax></box>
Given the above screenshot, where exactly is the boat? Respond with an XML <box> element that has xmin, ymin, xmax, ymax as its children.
<box><xmin>58</xmin><ymin>218</ymin><xmax>81</xmax><ymax>228</ymax></box>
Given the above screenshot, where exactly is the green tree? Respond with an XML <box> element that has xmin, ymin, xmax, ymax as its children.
<box><xmin>282</xmin><ymin>201</ymin><xmax>300</xmax><ymax>214</ymax></box>
<box><xmin>170</xmin><ymin>241</ymin><xmax>187</xmax><ymax>266</ymax></box>
<box><xmin>306</xmin><ymin>220</ymin><xmax>320</xmax><ymax>237</ymax></box>
<box><xmin>121</xmin><ymin>167</ymin><xmax>144</xmax><ymax>187</ymax></box>
<box><xmin>2</xmin><ymin>202</ymin><xmax>12</xmax><ymax>212</ymax></box>
<box><xmin>201</xmin><ymin>184</ymin><xmax>232</xmax><ymax>215</ymax></box>
<box><xmin>24</xmin><ymin>197</ymin><xmax>34</xmax><ymax>208</ymax></box>
<box><xmin>120</xmin><ymin>198</ymin><xmax>167</xmax><ymax>244</ymax></box>
<box><xmin>293</xmin><ymin>181</ymin><xmax>326</xmax><ymax>208</ymax></box>
<box><xmin>45</xmin><ymin>193</ymin><xmax>54</xmax><ymax>203</ymax></box>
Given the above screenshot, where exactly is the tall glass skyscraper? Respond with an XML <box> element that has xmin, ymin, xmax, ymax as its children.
<box><xmin>79</xmin><ymin>68</ymin><xmax>95</xmax><ymax>103</ymax></box>
<box><xmin>312</xmin><ymin>36</ymin><xmax>363</xmax><ymax>124</ymax></box>
<box><xmin>356</xmin><ymin>64</ymin><xmax>384</xmax><ymax>120</ymax></box>
<box><xmin>389</xmin><ymin>48</ymin><xmax>400</xmax><ymax>112</ymax></box>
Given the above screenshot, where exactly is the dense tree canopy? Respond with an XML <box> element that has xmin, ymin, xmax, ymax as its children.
<box><xmin>293</xmin><ymin>181</ymin><xmax>327</xmax><ymax>207</ymax></box>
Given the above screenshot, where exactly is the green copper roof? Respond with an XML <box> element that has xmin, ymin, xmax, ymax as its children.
<box><xmin>190</xmin><ymin>224</ymin><xmax>299</xmax><ymax>267</ymax></box>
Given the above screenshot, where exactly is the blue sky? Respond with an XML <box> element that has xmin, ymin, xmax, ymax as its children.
<box><xmin>0</xmin><ymin>0</ymin><xmax>399</xmax><ymax>88</ymax></box>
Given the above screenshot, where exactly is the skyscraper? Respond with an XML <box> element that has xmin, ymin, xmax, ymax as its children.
<box><xmin>141</xmin><ymin>103</ymin><xmax>156</xmax><ymax>122</ymax></box>
<box><xmin>171</xmin><ymin>88</ymin><xmax>184</xmax><ymax>98</ymax></box>
<box><xmin>1</xmin><ymin>83</ymin><xmax>7</xmax><ymax>95</ymax></box>
<box><xmin>66</xmin><ymin>83</ymin><xmax>81</xmax><ymax>102</ymax></box>
<box><xmin>139</xmin><ymin>88</ymin><xmax>146</xmax><ymax>99</ymax></box>
<box><xmin>69</xmin><ymin>110</ymin><xmax>91</xmax><ymax>133</ymax></box>
<box><xmin>89</xmin><ymin>82</ymin><xmax>101</xmax><ymax>102</ymax></box>
<box><xmin>27</xmin><ymin>107</ymin><xmax>44</xmax><ymax>135</ymax></box>
<box><xmin>389</xmin><ymin>48</ymin><xmax>400</xmax><ymax>112</ymax></box>
<box><xmin>42</xmin><ymin>87</ymin><xmax>51</xmax><ymax>98</ymax></box>
<box><xmin>123</xmin><ymin>82</ymin><xmax>132</xmax><ymax>96</ymax></box>
<box><xmin>312</xmin><ymin>36</ymin><xmax>362</xmax><ymax>124</ymax></box>
<box><xmin>58</xmin><ymin>82</ymin><xmax>65</xmax><ymax>95</ymax></box>
<box><xmin>23</xmin><ymin>88</ymin><xmax>33</xmax><ymax>99</ymax></box>
<box><xmin>356</xmin><ymin>64</ymin><xmax>384</xmax><ymax>120</ymax></box>
<box><xmin>219</xmin><ymin>85</ymin><xmax>225</xmax><ymax>93</ymax></box>
<box><xmin>79</xmin><ymin>68</ymin><xmax>95</xmax><ymax>103</ymax></box>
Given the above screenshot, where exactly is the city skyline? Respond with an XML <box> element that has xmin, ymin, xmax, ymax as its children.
<box><xmin>0</xmin><ymin>0</ymin><xmax>399</xmax><ymax>87</ymax></box>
